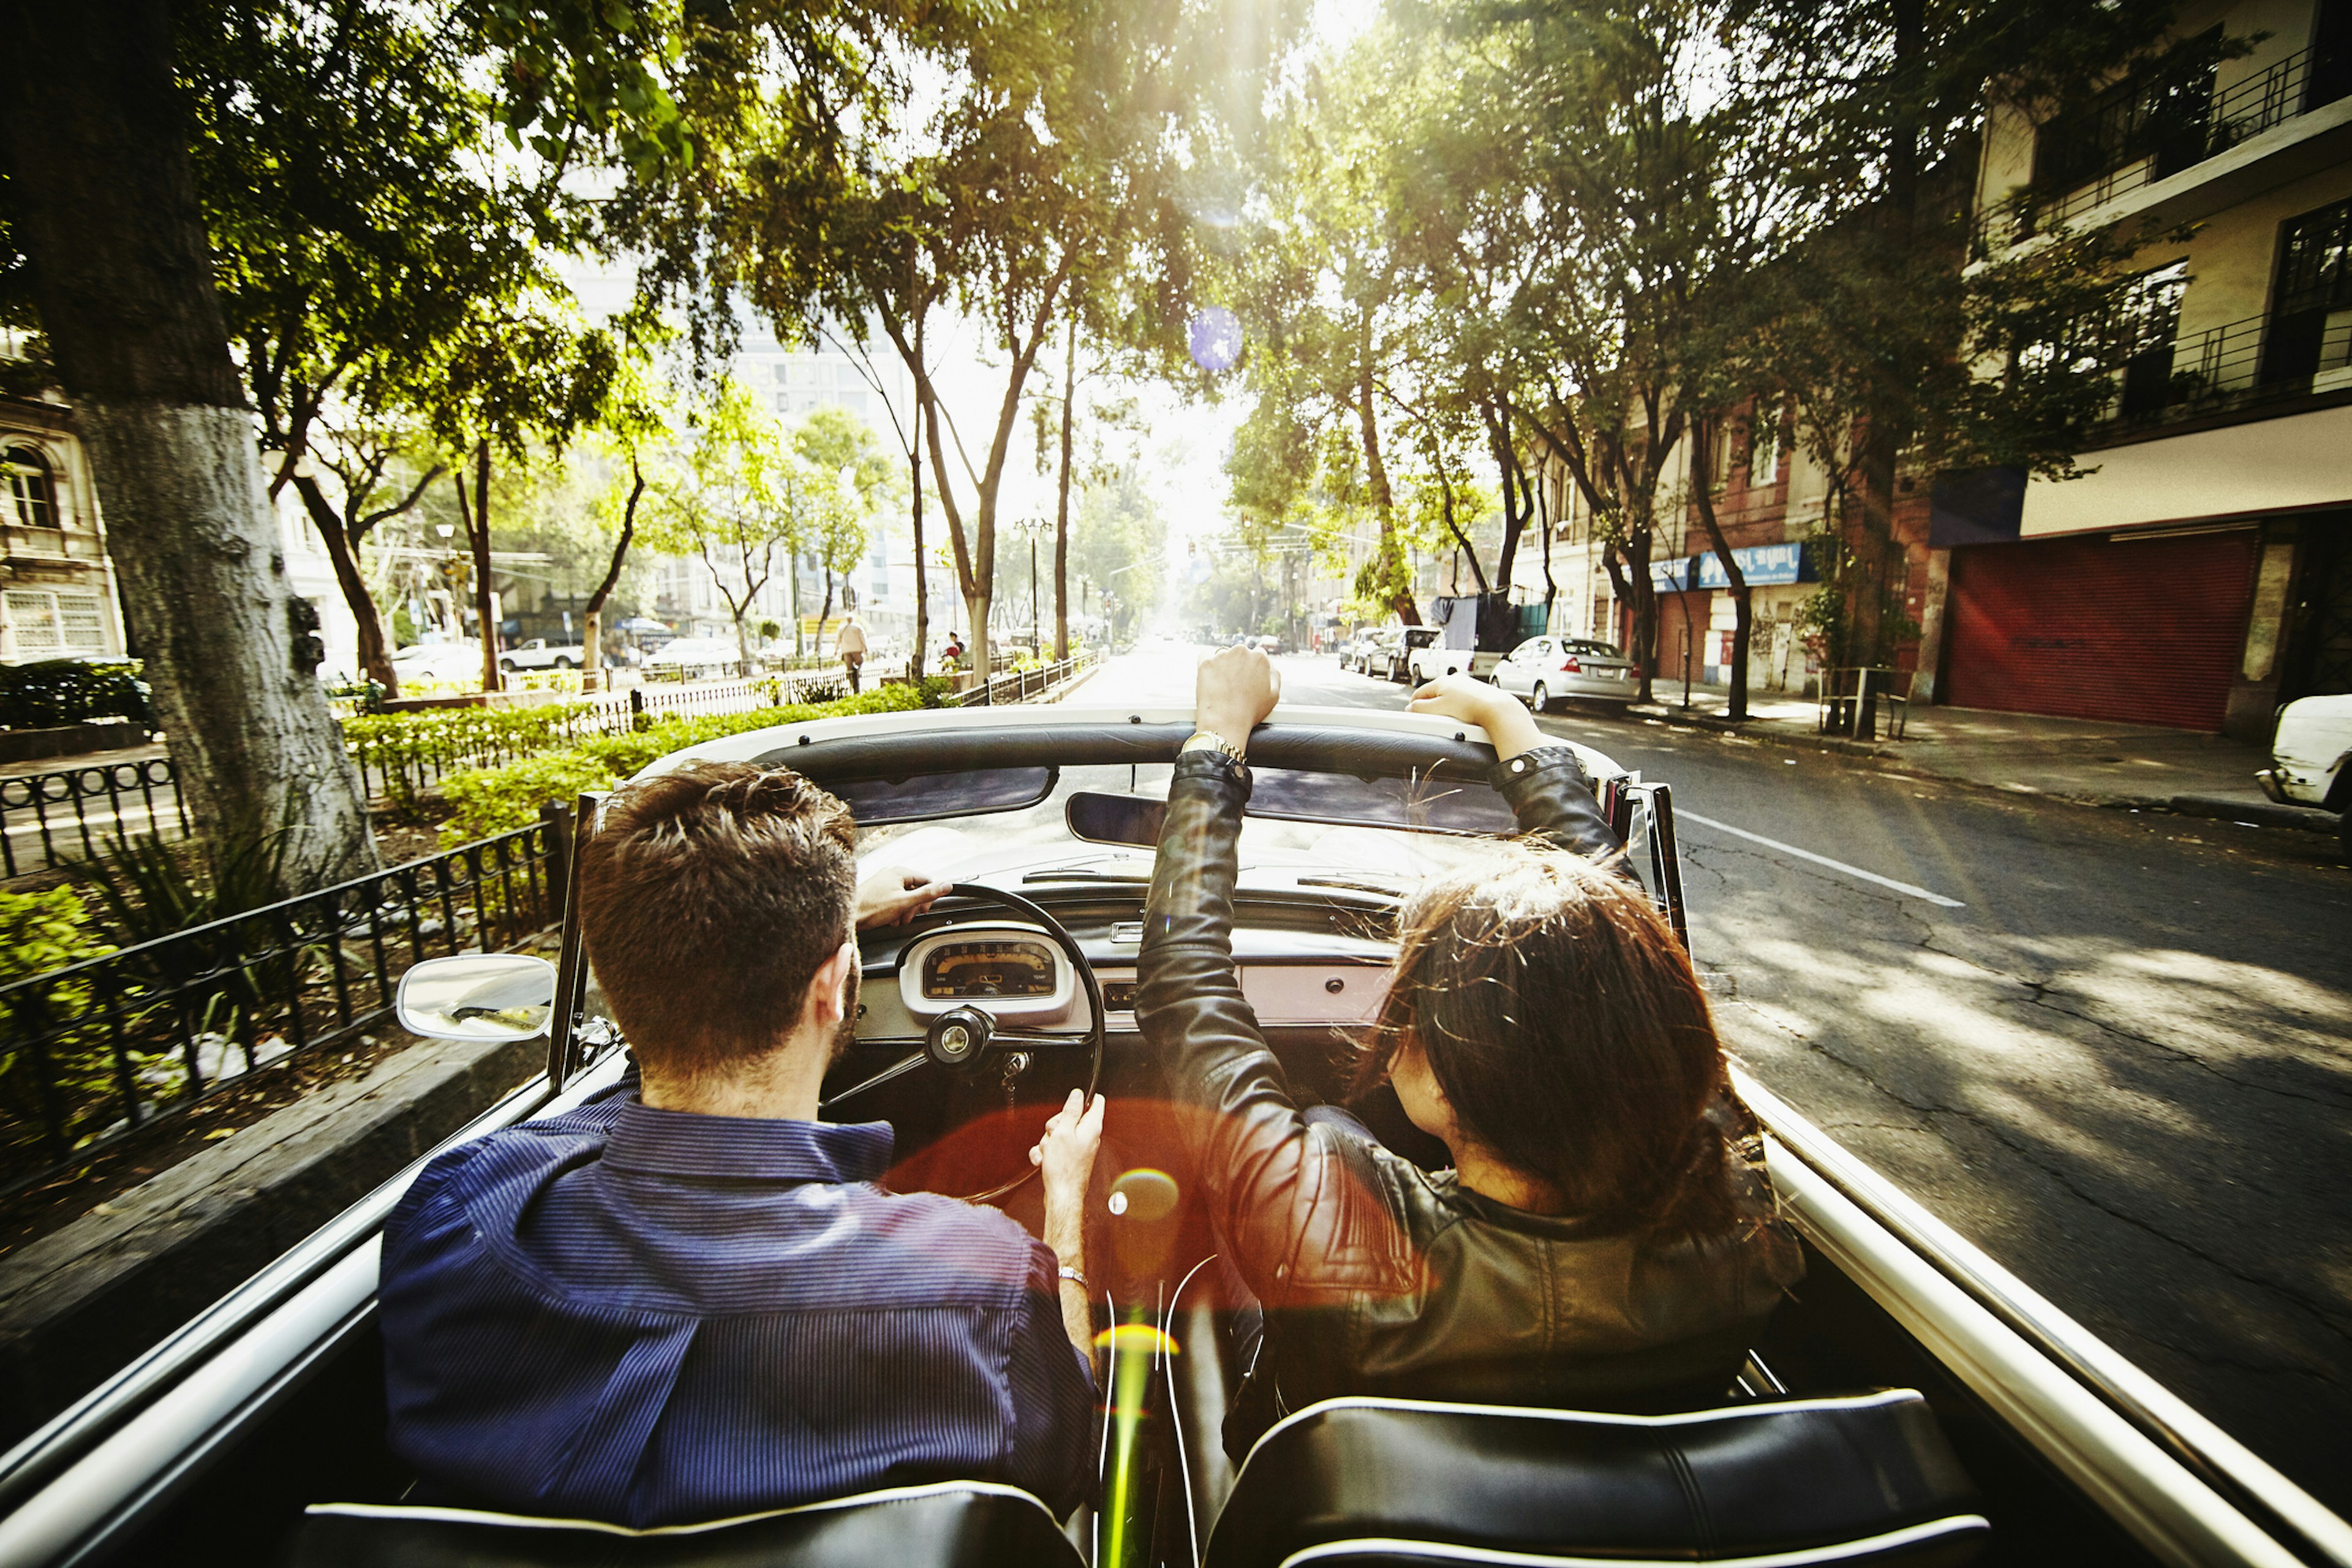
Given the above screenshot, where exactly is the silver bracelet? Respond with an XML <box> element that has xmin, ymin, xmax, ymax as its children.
<box><xmin>1057</xmin><ymin>1263</ymin><xmax>1088</xmax><ymax>1288</ymax></box>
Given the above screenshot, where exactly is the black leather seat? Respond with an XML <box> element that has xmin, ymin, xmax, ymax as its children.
<box><xmin>1202</xmin><ymin>1392</ymin><xmax>1989</xmax><ymax>1567</ymax></box>
<box><xmin>283</xmin><ymin>1480</ymin><xmax>1085</xmax><ymax>1567</ymax></box>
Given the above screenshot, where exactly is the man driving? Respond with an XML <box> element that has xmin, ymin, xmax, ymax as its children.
<box><xmin>378</xmin><ymin>761</ymin><xmax>1104</xmax><ymax>1528</ymax></box>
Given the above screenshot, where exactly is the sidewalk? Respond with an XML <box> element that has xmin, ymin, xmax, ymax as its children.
<box><xmin>1619</xmin><ymin>682</ymin><xmax>2337</xmax><ymax>833</ymax></box>
<box><xmin>0</xmin><ymin>740</ymin><xmax>167</xmax><ymax>780</ymax></box>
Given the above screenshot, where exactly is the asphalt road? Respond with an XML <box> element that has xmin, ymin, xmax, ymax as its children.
<box><xmin>1088</xmin><ymin>645</ymin><xmax>2352</xmax><ymax>1517</ymax></box>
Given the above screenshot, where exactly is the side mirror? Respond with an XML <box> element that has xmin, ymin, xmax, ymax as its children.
<box><xmin>398</xmin><ymin>954</ymin><xmax>558</xmax><ymax>1041</ymax></box>
<box><xmin>1066</xmin><ymin>791</ymin><xmax>1166</xmax><ymax>848</ymax></box>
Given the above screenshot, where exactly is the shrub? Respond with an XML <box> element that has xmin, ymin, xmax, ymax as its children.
<box><xmin>0</xmin><ymin>887</ymin><xmax>119</xmax><ymax>1145</ymax></box>
<box><xmin>0</xmin><ymin>659</ymin><xmax>153</xmax><ymax>730</ymax></box>
<box><xmin>435</xmin><ymin>683</ymin><xmax>930</xmax><ymax>843</ymax></box>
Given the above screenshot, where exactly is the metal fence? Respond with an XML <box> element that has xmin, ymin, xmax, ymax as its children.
<box><xmin>944</xmin><ymin>650</ymin><xmax>1100</xmax><ymax>707</ymax></box>
<box><xmin>1978</xmin><ymin>45</ymin><xmax>2344</xmax><ymax>251</ymax></box>
<box><xmin>0</xmin><ymin>813</ymin><xmax>564</xmax><ymax>1199</ymax></box>
<box><xmin>0</xmin><ymin>758</ymin><xmax>188</xmax><ymax>880</ymax></box>
<box><xmin>2098</xmin><ymin>310</ymin><xmax>2352</xmax><ymax>432</ymax></box>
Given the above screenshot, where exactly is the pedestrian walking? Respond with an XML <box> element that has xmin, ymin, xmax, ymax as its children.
<box><xmin>836</xmin><ymin>613</ymin><xmax>868</xmax><ymax>693</ymax></box>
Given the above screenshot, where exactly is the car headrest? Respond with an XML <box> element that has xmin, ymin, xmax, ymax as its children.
<box><xmin>285</xmin><ymin>1480</ymin><xmax>1084</xmax><ymax>1567</ymax></box>
<box><xmin>1204</xmin><ymin>1391</ymin><xmax>1988</xmax><ymax>1568</ymax></box>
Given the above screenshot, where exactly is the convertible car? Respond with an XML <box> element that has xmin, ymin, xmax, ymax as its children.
<box><xmin>0</xmin><ymin>706</ymin><xmax>2345</xmax><ymax>1568</ymax></box>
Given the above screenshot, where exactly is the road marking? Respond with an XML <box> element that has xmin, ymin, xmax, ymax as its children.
<box><xmin>1678</xmin><ymin>811</ymin><xmax>1966</xmax><ymax>908</ymax></box>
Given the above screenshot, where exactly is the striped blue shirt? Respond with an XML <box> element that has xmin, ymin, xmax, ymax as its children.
<box><xmin>379</xmin><ymin>1080</ymin><xmax>1096</xmax><ymax>1528</ymax></box>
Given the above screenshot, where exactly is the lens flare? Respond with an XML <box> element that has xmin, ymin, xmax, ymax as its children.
<box><xmin>1188</xmin><ymin>307</ymin><xmax>1243</xmax><ymax>374</ymax></box>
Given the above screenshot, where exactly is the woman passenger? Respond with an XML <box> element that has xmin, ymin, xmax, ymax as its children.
<box><xmin>1137</xmin><ymin>654</ymin><xmax>1803</xmax><ymax>1458</ymax></box>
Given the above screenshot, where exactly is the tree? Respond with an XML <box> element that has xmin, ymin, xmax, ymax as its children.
<box><xmin>1226</xmin><ymin>29</ymin><xmax>1429</xmax><ymax>627</ymax></box>
<box><xmin>0</xmin><ymin>4</ymin><xmax>377</xmax><ymax>886</ymax></box>
<box><xmin>1726</xmin><ymin>0</ymin><xmax>2180</xmax><ymax>670</ymax></box>
<box><xmin>187</xmin><ymin>0</ymin><xmax>576</xmax><ymax>699</ymax></box>
<box><xmin>641</xmin><ymin>379</ymin><xmax>800</xmax><ymax>667</ymax></box>
<box><xmin>1070</xmin><ymin>467</ymin><xmax>1167</xmax><ymax>639</ymax></box>
<box><xmin>791</xmin><ymin>403</ymin><xmax>900</xmax><ymax>641</ymax></box>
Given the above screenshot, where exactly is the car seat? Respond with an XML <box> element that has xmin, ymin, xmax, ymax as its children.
<box><xmin>1202</xmin><ymin>1391</ymin><xmax>1988</xmax><ymax>1567</ymax></box>
<box><xmin>281</xmin><ymin>1479</ymin><xmax>1085</xmax><ymax>1567</ymax></box>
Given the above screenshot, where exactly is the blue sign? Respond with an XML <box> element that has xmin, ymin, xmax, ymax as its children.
<box><xmin>1691</xmin><ymin>541</ymin><xmax>1810</xmax><ymax>589</ymax></box>
<box><xmin>1650</xmin><ymin>557</ymin><xmax>1692</xmax><ymax>594</ymax></box>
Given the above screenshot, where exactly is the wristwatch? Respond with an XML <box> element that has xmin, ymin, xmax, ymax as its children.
<box><xmin>1181</xmin><ymin>729</ymin><xmax>1248</xmax><ymax>766</ymax></box>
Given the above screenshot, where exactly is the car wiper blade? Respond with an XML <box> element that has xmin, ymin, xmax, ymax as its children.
<box><xmin>1020</xmin><ymin>868</ymin><xmax>1152</xmax><ymax>884</ymax></box>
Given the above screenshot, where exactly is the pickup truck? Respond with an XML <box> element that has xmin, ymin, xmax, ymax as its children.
<box><xmin>1406</xmin><ymin>627</ymin><xmax>1501</xmax><ymax>686</ymax></box>
<box><xmin>2256</xmin><ymin>693</ymin><xmax>2351</xmax><ymax>858</ymax></box>
<box><xmin>497</xmin><ymin>638</ymin><xmax>586</xmax><ymax>673</ymax></box>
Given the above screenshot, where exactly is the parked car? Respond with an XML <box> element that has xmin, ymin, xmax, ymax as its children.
<box><xmin>1406</xmin><ymin>625</ymin><xmax>1494</xmax><ymax>685</ymax></box>
<box><xmin>2258</xmin><ymin>692</ymin><xmax>2352</xmax><ymax>857</ymax></box>
<box><xmin>1254</xmin><ymin>633</ymin><xmax>1282</xmax><ymax>655</ymax></box>
<box><xmin>641</xmin><ymin>637</ymin><xmax>741</xmax><ymax>677</ymax></box>
<box><xmin>497</xmin><ymin>639</ymin><xmax>585</xmax><ymax>673</ymax></box>
<box><xmin>1493</xmin><ymin>635</ymin><xmax>1642</xmax><ymax>711</ymax></box>
<box><xmin>388</xmin><ymin>643</ymin><xmax>482</xmax><ymax>687</ymax></box>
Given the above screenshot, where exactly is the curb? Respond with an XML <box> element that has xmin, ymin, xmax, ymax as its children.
<box><xmin>2167</xmin><ymin>793</ymin><xmax>2340</xmax><ymax>834</ymax></box>
<box><xmin>1621</xmin><ymin>704</ymin><xmax>1896</xmax><ymax>761</ymax></box>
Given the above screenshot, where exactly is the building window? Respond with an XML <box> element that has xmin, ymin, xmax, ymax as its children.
<box><xmin>4</xmin><ymin>589</ymin><xmax>108</xmax><ymax>658</ymax></box>
<box><xmin>4</xmin><ymin>443</ymin><xmax>58</xmax><ymax>530</ymax></box>
<box><xmin>2263</xmin><ymin>195</ymin><xmax>2352</xmax><ymax>384</ymax></box>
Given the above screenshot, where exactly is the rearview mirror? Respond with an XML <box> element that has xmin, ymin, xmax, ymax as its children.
<box><xmin>397</xmin><ymin>954</ymin><xmax>558</xmax><ymax>1041</ymax></box>
<box><xmin>1066</xmin><ymin>791</ymin><xmax>1166</xmax><ymax>847</ymax></box>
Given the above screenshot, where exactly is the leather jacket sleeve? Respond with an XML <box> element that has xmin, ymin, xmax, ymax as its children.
<box><xmin>1138</xmin><ymin>746</ymin><xmax>1632</xmax><ymax>1310</ymax></box>
<box><xmin>1493</xmin><ymin>745</ymin><xmax>1641</xmax><ymax>886</ymax></box>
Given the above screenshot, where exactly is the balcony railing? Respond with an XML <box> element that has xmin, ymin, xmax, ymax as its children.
<box><xmin>1978</xmin><ymin>45</ymin><xmax>2348</xmax><ymax>252</ymax></box>
<box><xmin>2092</xmin><ymin>306</ymin><xmax>2352</xmax><ymax>435</ymax></box>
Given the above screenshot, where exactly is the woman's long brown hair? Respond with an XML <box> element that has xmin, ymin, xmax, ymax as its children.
<box><xmin>1355</xmin><ymin>847</ymin><xmax>1735</xmax><ymax>1234</ymax></box>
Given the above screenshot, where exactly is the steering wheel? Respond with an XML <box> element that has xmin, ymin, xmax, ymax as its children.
<box><xmin>821</xmin><ymin>883</ymin><xmax>1106</xmax><ymax>1204</ymax></box>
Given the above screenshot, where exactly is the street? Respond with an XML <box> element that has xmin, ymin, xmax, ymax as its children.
<box><xmin>1085</xmin><ymin>645</ymin><xmax>2352</xmax><ymax>1514</ymax></box>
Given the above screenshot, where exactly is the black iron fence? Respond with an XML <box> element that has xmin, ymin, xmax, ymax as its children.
<box><xmin>0</xmin><ymin>758</ymin><xmax>189</xmax><ymax>880</ymax></box>
<box><xmin>944</xmin><ymin>651</ymin><xmax>1100</xmax><ymax>708</ymax></box>
<box><xmin>0</xmin><ymin>813</ymin><xmax>564</xmax><ymax>1199</ymax></box>
<box><xmin>1978</xmin><ymin>45</ymin><xmax>2349</xmax><ymax>251</ymax></box>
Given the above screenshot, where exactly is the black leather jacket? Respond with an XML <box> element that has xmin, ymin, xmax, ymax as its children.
<box><xmin>1138</xmin><ymin>744</ymin><xmax>1803</xmax><ymax>1453</ymax></box>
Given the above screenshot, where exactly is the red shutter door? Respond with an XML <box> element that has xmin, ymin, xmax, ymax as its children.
<box><xmin>1942</xmin><ymin>531</ymin><xmax>2257</xmax><ymax>731</ymax></box>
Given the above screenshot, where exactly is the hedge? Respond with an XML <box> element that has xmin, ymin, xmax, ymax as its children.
<box><xmin>0</xmin><ymin>660</ymin><xmax>153</xmax><ymax>731</ymax></box>
<box><xmin>437</xmin><ymin>683</ymin><xmax>937</xmax><ymax>843</ymax></box>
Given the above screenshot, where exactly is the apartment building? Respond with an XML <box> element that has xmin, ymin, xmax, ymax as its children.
<box><xmin>0</xmin><ymin>395</ymin><xmax>127</xmax><ymax>665</ymax></box>
<box><xmin>1522</xmin><ymin>1</ymin><xmax>2352</xmax><ymax>735</ymax></box>
<box><xmin>1924</xmin><ymin>0</ymin><xmax>2352</xmax><ymax>738</ymax></box>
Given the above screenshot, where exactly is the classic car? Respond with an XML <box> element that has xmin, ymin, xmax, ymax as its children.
<box><xmin>1</xmin><ymin>704</ymin><xmax>2345</xmax><ymax>1568</ymax></box>
<box><xmin>2256</xmin><ymin>693</ymin><xmax>2351</xmax><ymax>857</ymax></box>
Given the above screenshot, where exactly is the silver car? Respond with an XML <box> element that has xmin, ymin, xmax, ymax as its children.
<box><xmin>1493</xmin><ymin>635</ymin><xmax>1639</xmax><ymax>710</ymax></box>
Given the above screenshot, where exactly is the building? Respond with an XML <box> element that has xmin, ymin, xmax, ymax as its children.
<box><xmin>1918</xmin><ymin>0</ymin><xmax>2352</xmax><ymax>738</ymax></box>
<box><xmin>1</xmin><ymin>394</ymin><xmax>128</xmax><ymax>664</ymax></box>
<box><xmin>1524</xmin><ymin>0</ymin><xmax>2352</xmax><ymax>737</ymax></box>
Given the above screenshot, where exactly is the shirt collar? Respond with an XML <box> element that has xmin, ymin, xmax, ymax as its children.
<box><xmin>603</xmin><ymin>1098</ymin><xmax>895</xmax><ymax>1184</ymax></box>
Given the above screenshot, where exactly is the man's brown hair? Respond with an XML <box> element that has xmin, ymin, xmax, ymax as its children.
<box><xmin>579</xmin><ymin>761</ymin><xmax>856</xmax><ymax>1079</ymax></box>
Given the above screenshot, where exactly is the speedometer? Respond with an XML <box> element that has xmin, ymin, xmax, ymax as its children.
<box><xmin>921</xmin><ymin>939</ymin><xmax>1057</xmax><ymax>1000</ymax></box>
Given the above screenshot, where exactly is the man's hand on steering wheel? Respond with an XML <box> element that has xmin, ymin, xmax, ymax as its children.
<box><xmin>856</xmin><ymin>865</ymin><xmax>952</xmax><ymax>930</ymax></box>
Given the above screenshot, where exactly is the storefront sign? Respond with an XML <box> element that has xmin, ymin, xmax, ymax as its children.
<box><xmin>1653</xmin><ymin>541</ymin><xmax>1814</xmax><ymax>592</ymax></box>
<box><xmin>1691</xmin><ymin>541</ymin><xmax>1811</xmax><ymax>589</ymax></box>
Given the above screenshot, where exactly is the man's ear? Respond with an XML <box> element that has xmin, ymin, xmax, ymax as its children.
<box><xmin>804</xmin><ymin>939</ymin><xmax>859</xmax><ymax>1030</ymax></box>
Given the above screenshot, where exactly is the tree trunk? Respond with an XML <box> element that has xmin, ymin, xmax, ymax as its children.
<box><xmin>580</xmin><ymin>459</ymin><xmax>642</xmax><ymax>695</ymax></box>
<box><xmin>1054</xmin><ymin>311</ymin><xmax>1076</xmax><ymax>660</ymax></box>
<box><xmin>1690</xmin><ymin>417</ymin><xmax>1752</xmax><ymax>722</ymax></box>
<box><xmin>293</xmin><ymin>474</ymin><xmax>399</xmax><ymax>695</ymax></box>
<box><xmin>1357</xmin><ymin>369</ymin><xmax>1419</xmax><ymax>626</ymax></box>
<box><xmin>911</xmin><ymin>314</ymin><xmax>928</xmax><ymax>684</ymax></box>
<box><xmin>2</xmin><ymin>2</ymin><xmax>374</xmax><ymax>888</ymax></box>
<box><xmin>467</xmin><ymin>442</ymin><xmax>500</xmax><ymax>692</ymax></box>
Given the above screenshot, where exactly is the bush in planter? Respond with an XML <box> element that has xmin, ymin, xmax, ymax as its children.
<box><xmin>435</xmin><ymin>684</ymin><xmax>932</xmax><ymax>843</ymax></box>
<box><xmin>0</xmin><ymin>660</ymin><xmax>153</xmax><ymax>731</ymax></box>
